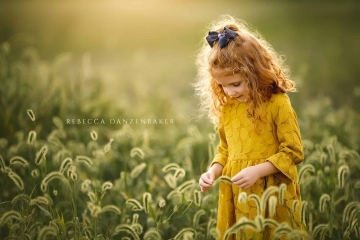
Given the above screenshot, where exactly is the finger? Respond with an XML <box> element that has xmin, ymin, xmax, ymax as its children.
<box><xmin>231</xmin><ymin>173</ymin><xmax>244</xmax><ymax>183</ymax></box>
<box><xmin>199</xmin><ymin>180</ymin><xmax>212</xmax><ymax>188</ymax></box>
<box><xmin>233</xmin><ymin>178</ymin><xmax>247</xmax><ymax>186</ymax></box>
<box><xmin>231</xmin><ymin>175</ymin><xmax>240</xmax><ymax>182</ymax></box>
<box><xmin>202</xmin><ymin>179</ymin><xmax>212</xmax><ymax>185</ymax></box>
<box><xmin>200</xmin><ymin>186</ymin><xmax>209</xmax><ymax>193</ymax></box>
<box><xmin>237</xmin><ymin>179</ymin><xmax>250</xmax><ymax>188</ymax></box>
<box><xmin>199</xmin><ymin>177</ymin><xmax>212</xmax><ymax>186</ymax></box>
<box><xmin>200</xmin><ymin>183</ymin><xmax>212</xmax><ymax>189</ymax></box>
<box><xmin>201</xmin><ymin>176</ymin><xmax>213</xmax><ymax>185</ymax></box>
<box><xmin>237</xmin><ymin>184</ymin><xmax>247</xmax><ymax>189</ymax></box>
<box><xmin>240</xmin><ymin>182</ymin><xmax>254</xmax><ymax>189</ymax></box>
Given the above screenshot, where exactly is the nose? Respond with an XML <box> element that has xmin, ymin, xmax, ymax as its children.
<box><xmin>224</xmin><ymin>88</ymin><xmax>236</xmax><ymax>97</ymax></box>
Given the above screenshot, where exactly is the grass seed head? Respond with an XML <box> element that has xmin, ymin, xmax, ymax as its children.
<box><xmin>158</xmin><ymin>197</ymin><xmax>166</xmax><ymax>208</ymax></box>
<box><xmin>162</xmin><ymin>163</ymin><xmax>180</xmax><ymax>172</ymax></box>
<box><xmin>90</xmin><ymin>130</ymin><xmax>98</xmax><ymax>141</ymax></box>
<box><xmin>100</xmin><ymin>205</ymin><xmax>121</xmax><ymax>215</ymax></box>
<box><xmin>87</xmin><ymin>191</ymin><xmax>96</xmax><ymax>203</ymax></box>
<box><xmin>143</xmin><ymin>192</ymin><xmax>152</xmax><ymax>214</ymax></box>
<box><xmin>143</xmin><ymin>229</ymin><xmax>162</xmax><ymax>240</ymax></box>
<box><xmin>130</xmin><ymin>163</ymin><xmax>147</xmax><ymax>178</ymax></box>
<box><xmin>27</xmin><ymin>130</ymin><xmax>37</xmax><ymax>144</ymax></box>
<box><xmin>130</xmin><ymin>147</ymin><xmax>145</xmax><ymax>159</ymax></box>
<box><xmin>126</xmin><ymin>199</ymin><xmax>144</xmax><ymax>211</ymax></box>
<box><xmin>41</xmin><ymin>171</ymin><xmax>66</xmax><ymax>192</ymax></box>
<box><xmin>0</xmin><ymin>154</ymin><xmax>6</xmax><ymax>172</ymax></box>
<box><xmin>102</xmin><ymin>181</ymin><xmax>114</xmax><ymax>191</ymax></box>
<box><xmin>75</xmin><ymin>155</ymin><xmax>93</xmax><ymax>168</ymax></box>
<box><xmin>319</xmin><ymin>194</ymin><xmax>331</xmax><ymax>213</ymax></box>
<box><xmin>60</xmin><ymin>157</ymin><xmax>73</xmax><ymax>173</ymax></box>
<box><xmin>338</xmin><ymin>165</ymin><xmax>350</xmax><ymax>189</ymax></box>
<box><xmin>35</xmin><ymin>145</ymin><xmax>48</xmax><ymax>165</ymax></box>
<box><xmin>269</xmin><ymin>195</ymin><xmax>277</xmax><ymax>217</ymax></box>
<box><xmin>31</xmin><ymin>169</ymin><xmax>40</xmax><ymax>178</ymax></box>
<box><xmin>81</xmin><ymin>179</ymin><xmax>92</xmax><ymax>192</ymax></box>
<box><xmin>9</xmin><ymin>156</ymin><xmax>29</xmax><ymax>167</ymax></box>
<box><xmin>8</xmin><ymin>171</ymin><xmax>24</xmax><ymax>190</ymax></box>
<box><xmin>26</xmin><ymin>109</ymin><xmax>35</xmax><ymax>121</ymax></box>
<box><xmin>193</xmin><ymin>190</ymin><xmax>202</xmax><ymax>206</ymax></box>
<box><xmin>114</xmin><ymin>224</ymin><xmax>140</xmax><ymax>240</ymax></box>
<box><xmin>0</xmin><ymin>210</ymin><xmax>22</xmax><ymax>226</ymax></box>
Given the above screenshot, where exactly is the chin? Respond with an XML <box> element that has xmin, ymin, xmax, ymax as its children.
<box><xmin>237</xmin><ymin>97</ymin><xmax>247</xmax><ymax>103</ymax></box>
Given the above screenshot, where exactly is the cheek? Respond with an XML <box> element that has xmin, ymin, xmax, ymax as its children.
<box><xmin>237</xmin><ymin>85</ymin><xmax>246</xmax><ymax>93</ymax></box>
<box><xmin>243</xmin><ymin>84</ymin><xmax>249</xmax><ymax>94</ymax></box>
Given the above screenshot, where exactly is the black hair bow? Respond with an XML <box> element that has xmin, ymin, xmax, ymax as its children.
<box><xmin>206</xmin><ymin>27</ymin><xmax>238</xmax><ymax>48</ymax></box>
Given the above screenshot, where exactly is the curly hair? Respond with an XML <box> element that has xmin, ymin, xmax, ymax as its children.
<box><xmin>193</xmin><ymin>15</ymin><xmax>296</xmax><ymax>125</ymax></box>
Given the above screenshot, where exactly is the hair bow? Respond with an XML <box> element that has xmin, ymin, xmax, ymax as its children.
<box><xmin>206</xmin><ymin>27</ymin><xmax>238</xmax><ymax>48</ymax></box>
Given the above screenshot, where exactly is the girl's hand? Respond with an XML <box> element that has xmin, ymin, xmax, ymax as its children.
<box><xmin>199</xmin><ymin>171</ymin><xmax>215</xmax><ymax>193</ymax></box>
<box><xmin>231</xmin><ymin>166</ymin><xmax>260</xmax><ymax>189</ymax></box>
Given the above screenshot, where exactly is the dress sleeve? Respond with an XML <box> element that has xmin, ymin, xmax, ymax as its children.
<box><xmin>267</xmin><ymin>94</ymin><xmax>304</xmax><ymax>183</ymax></box>
<box><xmin>211</xmin><ymin>115</ymin><xmax>228</xmax><ymax>167</ymax></box>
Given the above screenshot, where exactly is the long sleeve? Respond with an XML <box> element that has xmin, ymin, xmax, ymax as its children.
<box><xmin>211</xmin><ymin>115</ymin><xmax>228</xmax><ymax>167</ymax></box>
<box><xmin>267</xmin><ymin>94</ymin><xmax>304</xmax><ymax>182</ymax></box>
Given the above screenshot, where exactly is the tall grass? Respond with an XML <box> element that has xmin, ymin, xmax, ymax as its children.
<box><xmin>1</xmin><ymin>34</ymin><xmax>360</xmax><ymax>239</ymax></box>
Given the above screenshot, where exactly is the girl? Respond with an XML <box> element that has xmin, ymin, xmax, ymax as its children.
<box><xmin>196</xmin><ymin>15</ymin><xmax>304</xmax><ymax>240</ymax></box>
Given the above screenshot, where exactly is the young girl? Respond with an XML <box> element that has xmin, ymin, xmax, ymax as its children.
<box><xmin>196</xmin><ymin>15</ymin><xmax>304</xmax><ymax>239</ymax></box>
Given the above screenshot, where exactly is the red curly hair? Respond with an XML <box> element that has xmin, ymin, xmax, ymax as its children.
<box><xmin>194</xmin><ymin>15</ymin><xmax>296</xmax><ymax>125</ymax></box>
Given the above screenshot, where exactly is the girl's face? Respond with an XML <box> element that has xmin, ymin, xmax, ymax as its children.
<box><xmin>214</xmin><ymin>73</ymin><xmax>249</xmax><ymax>103</ymax></box>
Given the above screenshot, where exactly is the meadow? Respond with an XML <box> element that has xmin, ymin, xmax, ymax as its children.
<box><xmin>1</xmin><ymin>1</ymin><xmax>360</xmax><ymax>239</ymax></box>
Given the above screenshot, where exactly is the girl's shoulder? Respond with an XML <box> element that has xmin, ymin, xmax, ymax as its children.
<box><xmin>268</xmin><ymin>93</ymin><xmax>291</xmax><ymax>107</ymax></box>
<box><xmin>267</xmin><ymin>93</ymin><xmax>295</xmax><ymax>117</ymax></box>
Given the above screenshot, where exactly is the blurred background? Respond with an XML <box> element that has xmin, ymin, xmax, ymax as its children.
<box><xmin>1</xmin><ymin>1</ymin><xmax>360</xmax><ymax>239</ymax></box>
<box><xmin>1</xmin><ymin>0</ymin><xmax>359</xmax><ymax>114</ymax></box>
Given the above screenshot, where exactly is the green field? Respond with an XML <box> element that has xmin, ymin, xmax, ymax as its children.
<box><xmin>1</xmin><ymin>1</ymin><xmax>360</xmax><ymax>239</ymax></box>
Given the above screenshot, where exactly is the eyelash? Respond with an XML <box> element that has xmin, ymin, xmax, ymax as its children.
<box><xmin>218</xmin><ymin>82</ymin><xmax>242</xmax><ymax>87</ymax></box>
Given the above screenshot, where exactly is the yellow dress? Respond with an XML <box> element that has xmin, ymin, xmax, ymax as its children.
<box><xmin>211</xmin><ymin>93</ymin><xmax>304</xmax><ymax>240</ymax></box>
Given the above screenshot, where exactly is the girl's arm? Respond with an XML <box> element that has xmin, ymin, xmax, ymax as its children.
<box><xmin>266</xmin><ymin>94</ymin><xmax>304</xmax><ymax>182</ymax></box>
<box><xmin>200</xmin><ymin>114</ymin><xmax>228</xmax><ymax>193</ymax></box>
<box><xmin>210</xmin><ymin>117</ymin><xmax>228</xmax><ymax>167</ymax></box>
<box><xmin>233</xmin><ymin>94</ymin><xmax>303</xmax><ymax>189</ymax></box>
<box><xmin>255</xmin><ymin>161</ymin><xmax>279</xmax><ymax>177</ymax></box>
<box><xmin>208</xmin><ymin>162</ymin><xmax>224</xmax><ymax>179</ymax></box>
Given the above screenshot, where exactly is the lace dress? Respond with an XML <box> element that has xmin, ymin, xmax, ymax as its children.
<box><xmin>212</xmin><ymin>93</ymin><xmax>304</xmax><ymax>240</ymax></box>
